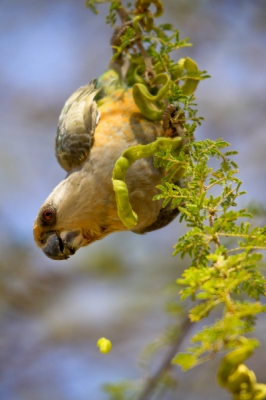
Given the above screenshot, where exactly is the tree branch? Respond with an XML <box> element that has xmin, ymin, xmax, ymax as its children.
<box><xmin>137</xmin><ymin>317</ymin><xmax>192</xmax><ymax>400</ymax></box>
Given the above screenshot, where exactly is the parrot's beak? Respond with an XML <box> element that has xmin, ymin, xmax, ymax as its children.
<box><xmin>42</xmin><ymin>230</ymin><xmax>84</xmax><ymax>260</ymax></box>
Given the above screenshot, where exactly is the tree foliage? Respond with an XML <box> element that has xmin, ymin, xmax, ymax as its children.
<box><xmin>86</xmin><ymin>1</ymin><xmax>266</xmax><ymax>399</ymax></box>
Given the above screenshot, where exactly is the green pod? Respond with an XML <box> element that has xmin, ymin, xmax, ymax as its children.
<box><xmin>217</xmin><ymin>345</ymin><xmax>254</xmax><ymax>388</ymax></box>
<box><xmin>184</xmin><ymin>57</ymin><xmax>198</xmax><ymax>71</ymax></box>
<box><xmin>132</xmin><ymin>15</ymin><xmax>144</xmax><ymax>34</ymax></box>
<box><xmin>180</xmin><ymin>57</ymin><xmax>200</xmax><ymax>96</ymax></box>
<box><xmin>126</xmin><ymin>57</ymin><xmax>145</xmax><ymax>87</ymax></box>
<box><xmin>112</xmin><ymin>179</ymin><xmax>138</xmax><ymax>229</ymax></box>
<box><xmin>170</xmin><ymin>60</ymin><xmax>185</xmax><ymax>81</ymax></box>
<box><xmin>254</xmin><ymin>384</ymin><xmax>266</xmax><ymax>400</ymax></box>
<box><xmin>152</xmin><ymin>0</ymin><xmax>164</xmax><ymax>17</ymax></box>
<box><xmin>226</xmin><ymin>365</ymin><xmax>255</xmax><ymax>394</ymax></box>
<box><xmin>133</xmin><ymin>84</ymin><xmax>163</xmax><ymax>121</ymax></box>
<box><xmin>141</xmin><ymin>10</ymin><xmax>154</xmax><ymax>32</ymax></box>
<box><xmin>133</xmin><ymin>73</ymin><xmax>171</xmax><ymax>121</ymax></box>
<box><xmin>133</xmin><ymin>64</ymin><xmax>146</xmax><ymax>85</ymax></box>
<box><xmin>112</xmin><ymin>137</ymin><xmax>182</xmax><ymax>229</ymax></box>
<box><xmin>135</xmin><ymin>0</ymin><xmax>163</xmax><ymax>18</ymax></box>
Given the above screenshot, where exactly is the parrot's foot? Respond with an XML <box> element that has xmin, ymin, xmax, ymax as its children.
<box><xmin>162</xmin><ymin>104</ymin><xmax>179</xmax><ymax>137</ymax></box>
<box><xmin>162</xmin><ymin>104</ymin><xmax>183</xmax><ymax>138</ymax></box>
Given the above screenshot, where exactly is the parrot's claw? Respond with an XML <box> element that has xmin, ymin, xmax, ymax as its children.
<box><xmin>162</xmin><ymin>104</ymin><xmax>178</xmax><ymax>137</ymax></box>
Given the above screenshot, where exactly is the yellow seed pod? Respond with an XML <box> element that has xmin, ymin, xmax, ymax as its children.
<box><xmin>135</xmin><ymin>0</ymin><xmax>164</xmax><ymax>18</ymax></box>
<box><xmin>217</xmin><ymin>344</ymin><xmax>266</xmax><ymax>399</ymax></box>
<box><xmin>97</xmin><ymin>338</ymin><xmax>112</xmax><ymax>354</ymax></box>
<box><xmin>254</xmin><ymin>383</ymin><xmax>266</xmax><ymax>400</ymax></box>
<box><xmin>170</xmin><ymin>61</ymin><xmax>184</xmax><ymax>81</ymax></box>
<box><xmin>132</xmin><ymin>73</ymin><xmax>171</xmax><ymax>121</ymax></box>
<box><xmin>133</xmin><ymin>65</ymin><xmax>146</xmax><ymax>85</ymax></box>
<box><xmin>175</xmin><ymin>57</ymin><xmax>200</xmax><ymax>96</ymax></box>
<box><xmin>217</xmin><ymin>345</ymin><xmax>254</xmax><ymax>388</ymax></box>
<box><xmin>152</xmin><ymin>0</ymin><xmax>164</xmax><ymax>17</ymax></box>
<box><xmin>112</xmin><ymin>137</ymin><xmax>182</xmax><ymax>229</ymax></box>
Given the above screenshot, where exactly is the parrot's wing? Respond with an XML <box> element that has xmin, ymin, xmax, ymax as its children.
<box><xmin>55</xmin><ymin>79</ymin><xmax>101</xmax><ymax>172</ymax></box>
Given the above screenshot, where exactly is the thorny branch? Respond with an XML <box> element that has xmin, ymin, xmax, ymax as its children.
<box><xmin>111</xmin><ymin>1</ymin><xmax>155</xmax><ymax>80</ymax></box>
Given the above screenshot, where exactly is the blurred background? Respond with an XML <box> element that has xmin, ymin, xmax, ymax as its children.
<box><xmin>0</xmin><ymin>0</ymin><xmax>266</xmax><ymax>399</ymax></box>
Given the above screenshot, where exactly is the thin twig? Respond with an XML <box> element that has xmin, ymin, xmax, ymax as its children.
<box><xmin>137</xmin><ymin>317</ymin><xmax>192</xmax><ymax>400</ymax></box>
<box><xmin>116</xmin><ymin>3</ymin><xmax>129</xmax><ymax>24</ymax></box>
<box><xmin>114</xmin><ymin>1</ymin><xmax>155</xmax><ymax>79</ymax></box>
<box><xmin>227</xmin><ymin>246</ymin><xmax>266</xmax><ymax>254</ymax></box>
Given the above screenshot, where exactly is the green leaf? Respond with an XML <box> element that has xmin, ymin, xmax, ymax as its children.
<box><xmin>172</xmin><ymin>353</ymin><xmax>198</xmax><ymax>371</ymax></box>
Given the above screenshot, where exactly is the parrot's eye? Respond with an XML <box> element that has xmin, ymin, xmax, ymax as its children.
<box><xmin>43</xmin><ymin>208</ymin><xmax>55</xmax><ymax>221</ymax></box>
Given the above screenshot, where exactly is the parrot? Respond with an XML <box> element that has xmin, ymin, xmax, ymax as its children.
<box><xmin>33</xmin><ymin>70</ymin><xmax>180</xmax><ymax>260</ymax></box>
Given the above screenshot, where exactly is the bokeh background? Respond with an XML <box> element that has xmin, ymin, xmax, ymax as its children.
<box><xmin>1</xmin><ymin>1</ymin><xmax>266</xmax><ymax>399</ymax></box>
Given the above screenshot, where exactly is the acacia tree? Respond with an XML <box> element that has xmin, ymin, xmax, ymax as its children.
<box><xmin>87</xmin><ymin>1</ymin><xmax>266</xmax><ymax>399</ymax></box>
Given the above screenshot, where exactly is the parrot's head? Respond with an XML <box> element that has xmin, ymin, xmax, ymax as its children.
<box><xmin>33</xmin><ymin>168</ymin><xmax>123</xmax><ymax>260</ymax></box>
<box><xmin>33</xmin><ymin>203</ymin><xmax>85</xmax><ymax>260</ymax></box>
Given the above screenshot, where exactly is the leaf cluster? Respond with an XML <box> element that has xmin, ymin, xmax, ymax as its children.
<box><xmin>155</xmin><ymin>137</ymin><xmax>266</xmax><ymax>371</ymax></box>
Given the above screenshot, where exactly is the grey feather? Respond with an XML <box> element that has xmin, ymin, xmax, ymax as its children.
<box><xmin>55</xmin><ymin>79</ymin><xmax>101</xmax><ymax>172</ymax></box>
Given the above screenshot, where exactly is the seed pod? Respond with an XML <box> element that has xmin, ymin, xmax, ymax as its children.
<box><xmin>132</xmin><ymin>73</ymin><xmax>171</xmax><ymax>121</ymax></box>
<box><xmin>180</xmin><ymin>57</ymin><xmax>200</xmax><ymax>96</ymax></box>
<box><xmin>112</xmin><ymin>137</ymin><xmax>183</xmax><ymax>229</ymax></box>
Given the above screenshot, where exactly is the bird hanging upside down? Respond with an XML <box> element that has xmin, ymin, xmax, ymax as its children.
<box><xmin>33</xmin><ymin>71</ymin><xmax>182</xmax><ymax>260</ymax></box>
